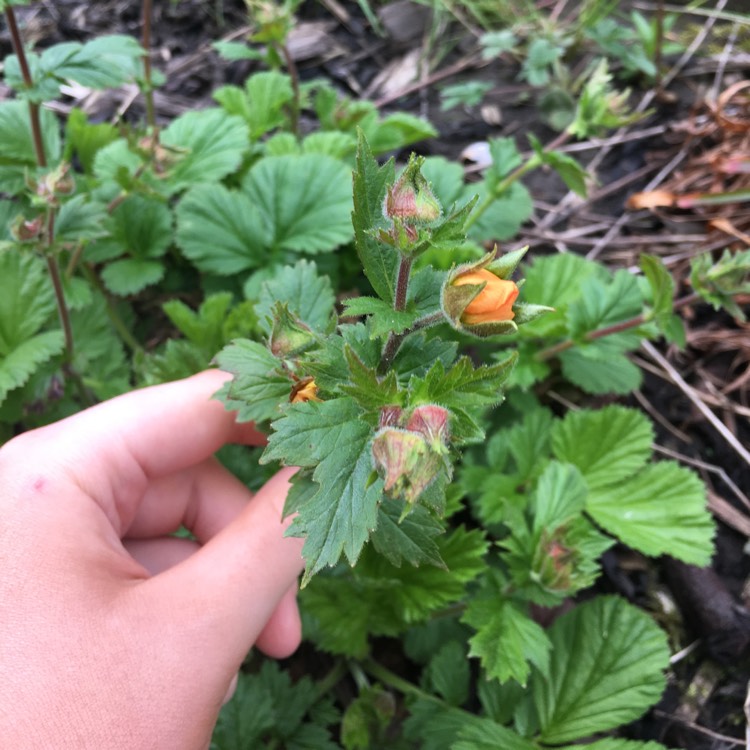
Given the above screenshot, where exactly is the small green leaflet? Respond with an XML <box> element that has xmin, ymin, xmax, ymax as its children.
<box><xmin>531</xmin><ymin>461</ymin><xmax>587</xmax><ymax>533</ymax></box>
<box><xmin>352</xmin><ymin>133</ymin><xmax>398</xmax><ymax>304</ymax></box>
<box><xmin>640</xmin><ymin>253</ymin><xmax>675</xmax><ymax>331</ymax></box>
<box><xmin>342</xmin><ymin>296</ymin><xmax>419</xmax><ymax>339</ymax></box>
<box><xmin>214</xmin><ymin>340</ymin><xmax>290</xmax><ymax>424</ymax></box>
<box><xmin>425</xmin><ymin>641</ymin><xmax>470</xmax><ymax>706</ymax></box>
<box><xmin>530</xmin><ymin>596</ymin><xmax>670</xmax><ymax>745</ymax></box>
<box><xmin>528</xmin><ymin>133</ymin><xmax>588</xmax><ymax>197</ymax></box>
<box><xmin>463</xmin><ymin>597</ymin><xmax>550</xmax><ymax>686</ymax></box>
<box><xmin>262</xmin><ymin>398</ymin><xmax>382</xmax><ymax>584</ymax></box>
<box><xmin>339</xmin><ymin>346</ymin><xmax>402</xmax><ymax>412</ymax></box>
<box><xmin>370</xmin><ymin>499</ymin><xmax>444</xmax><ymax>568</ymax></box>
<box><xmin>452</xmin><ymin>717</ymin><xmax>538</xmax><ymax>750</ymax></box>
<box><xmin>559</xmin><ymin>339</ymin><xmax>642</xmax><ymax>395</ymax></box>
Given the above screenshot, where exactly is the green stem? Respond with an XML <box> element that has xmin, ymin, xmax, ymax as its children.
<box><xmin>464</xmin><ymin>157</ymin><xmax>540</xmax><ymax>233</ymax></box>
<box><xmin>82</xmin><ymin>264</ymin><xmax>144</xmax><ymax>354</ymax></box>
<box><xmin>535</xmin><ymin>291</ymin><xmax>700</xmax><ymax>363</ymax></box>
<box><xmin>142</xmin><ymin>0</ymin><xmax>156</xmax><ymax>128</ymax></box>
<box><xmin>361</xmin><ymin>659</ymin><xmax>437</xmax><ymax>703</ymax></box>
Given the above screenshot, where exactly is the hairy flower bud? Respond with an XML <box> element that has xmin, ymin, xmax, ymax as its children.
<box><xmin>371</xmin><ymin>428</ymin><xmax>443</xmax><ymax>504</ymax></box>
<box><xmin>383</xmin><ymin>154</ymin><xmax>442</xmax><ymax>226</ymax></box>
<box><xmin>269</xmin><ymin>303</ymin><xmax>316</xmax><ymax>358</ymax></box>
<box><xmin>405</xmin><ymin>404</ymin><xmax>449</xmax><ymax>451</ymax></box>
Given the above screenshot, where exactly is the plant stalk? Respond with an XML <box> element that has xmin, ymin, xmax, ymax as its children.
<box><xmin>142</xmin><ymin>0</ymin><xmax>156</xmax><ymax>128</ymax></box>
<box><xmin>278</xmin><ymin>43</ymin><xmax>300</xmax><ymax>137</ymax></box>
<box><xmin>378</xmin><ymin>255</ymin><xmax>414</xmax><ymax>374</ymax></box>
<box><xmin>5</xmin><ymin>6</ymin><xmax>47</xmax><ymax>167</ymax></box>
<box><xmin>535</xmin><ymin>291</ymin><xmax>700</xmax><ymax>362</ymax></box>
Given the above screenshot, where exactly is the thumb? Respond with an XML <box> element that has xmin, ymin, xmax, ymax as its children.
<box><xmin>138</xmin><ymin>467</ymin><xmax>305</xmax><ymax>675</ymax></box>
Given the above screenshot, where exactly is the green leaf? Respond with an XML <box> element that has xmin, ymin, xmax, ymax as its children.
<box><xmin>0</xmin><ymin>252</ymin><xmax>57</xmax><ymax>354</ymax></box>
<box><xmin>425</xmin><ymin>641</ymin><xmax>470</xmax><ymax>706</ymax></box>
<box><xmin>339</xmin><ymin>346</ymin><xmax>402</xmax><ymax>412</ymax></box>
<box><xmin>421</xmin><ymin>157</ymin><xmax>465</xmax><ymax>210</ymax></box>
<box><xmin>352</xmin><ymin>133</ymin><xmax>398</xmax><ymax>303</ymax></box>
<box><xmin>213</xmin><ymin>71</ymin><xmax>293</xmax><ymax>139</ymax></box>
<box><xmin>163</xmin><ymin>293</ymin><xmax>232</xmax><ymax>349</ymax></box>
<box><xmin>392</xmin><ymin>333</ymin><xmax>457</xmax><ymax>383</ymax></box>
<box><xmin>362</xmin><ymin>112</ymin><xmax>438</xmax><ymax>155</ymax></box>
<box><xmin>215</xmin><ymin>339</ymin><xmax>290</xmax><ymax>423</ymax></box>
<box><xmin>101</xmin><ymin>258</ymin><xmax>164</xmax><ymax>296</ymax></box>
<box><xmin>242</xmin><ymin>154</ymin><xmax>353</xmax><ymax>254</ymax></box>
<box><xmin>559</xmin><ymin>341</ymin><xmax>642</xmax><ymax>395</ymax></box>
<box><xmin>342</xmin><ymin>296</ymin><xmax>419</xmax><ymax>339</ymax></box>
<box><xmin>302</xmin><ymin>131</ymin><xmax>357</xmax><ymax>160</ymax></box>
<box><xmin>531</xmin><ymin>461</ymin><xmax>588</xmax><ymax>532</ymax></box>
<box><xmin>256</xmin><ymin>260</ymin><xmax>335</xmax><ymax>334</ymax></box>
<box><xmin>212</xmin><ymin>40</ymin><xmax>264</xmax><ymax>61</ymax></box>
<box><xmin>370</xmin><ymin>499</ymin><xmax>444</xmax><ymax>568</ymax></box>
<box><xmin>640</xmin><ymin>254</ymin><xmax>675</xmax><ymax>330</ymax></box>
<box><xmin>463</xmin><ymin>598</ymin><xmax>550</xmax><ymax>686</ymax></box>
<box><xmin>452</xmin><ymin>717</ymin><xmax>538</xmax><ymax>750</ymax></box>
<box><xmin>504</xmin><ymin>406</ymin><xmax>554</xmax><ymax>481</ymax></box>
<box><xmin>587</xmin><ymin>461</ymin><xmax>714</xmax><ymax>564</ymax></box>
<box><xmin>466</xmin><ymin>181</ymin><xmax>533</xmax><ymax>243</ymax></box>
<box><xmin>522</xmin><ymin>37</ymin><xmax>564</xmax><ymax>86</ymax></box>
<box><xmin>485</xmin><ymin>137</ymin><xmax>523</xmax><ymax>189</ymax></box>
<box><xmin>176</xmin><ymin>184</ymin><xmax>270</xmax><ymax>274</ymax></box>
<box><xmin>561</xmin><ymin>741</ymin><xmax>672</xmax><ymax>750</ymax></box>
<box><xmin>531</xmin><ymin>596</ymin><xmax>670</xmax><ymax>744</ymax></box>
<box><xmin>63</xmin><ymin>108</ymin><xmax>119</xmax><ymax>175</ymax></box>
<box><xmin>161</xmin><ymin>109</ymin><xmax>249</xmax><ymax>191</ymax></box>
<box><xmin>55</xmin><ymin>195</ymin><xmax>108</xmax><ymax>243</ymax></box>
<box><xmin>529</xmin><ymin>134</ymin><xmax>588</xmax><ymax>196</ymax></box>
<box><xmin>0</xmin><ymin>331</ymin><xmax>64</xmax><ymax>403</ymax></box>
<box><xmin>0</xmin><ymin>100</ymin><xmax>61</xmax><ymax>165</ymax></box>
<box><xmin>88</xmin><ymin>194</ymin><xmax>172</xmax><ymax>263</ymax></box>
<box><xmin>552</xmin><ymin>406</ymin><xmax>654</xmax><ymax>491</ymax></box>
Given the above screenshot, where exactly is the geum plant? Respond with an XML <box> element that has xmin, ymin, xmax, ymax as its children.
<box><xmin>213</xmin><ymin>136</ymin><xmax>717</xmax><ymax>748</ymax></box>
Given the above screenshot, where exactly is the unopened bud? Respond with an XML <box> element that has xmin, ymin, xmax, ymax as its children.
<box><xmin>383</xmin><ymin>154</ymin><xmax>442</xmax><ymax>226</ymax></box>
<box><xmin>405</xmin><ymin>404</ymin><xmax>449</xmax><ymax>451</ymax></box>
<box><xmin>269</xmin><ymin>302</ymin><xmax>316</xmax><ymax>357</ymax></box>
<box><xmin>371</xmin><ymin>427</ymin><xmax>443</xmax><ymax>504</ymax></box>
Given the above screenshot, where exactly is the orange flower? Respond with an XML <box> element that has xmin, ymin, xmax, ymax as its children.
<box><xmin>453</xmin><ymin>268</ymin><xmax>519</xmax><ymax>324</ymax></box>
<box><xmin>290</xmin><ymin>378</ymin><xmax>321</xmax><ymax>404</ymax></box>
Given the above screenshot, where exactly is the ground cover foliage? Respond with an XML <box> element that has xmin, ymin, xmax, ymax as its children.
<box><xmin>1</xmin><ymin>0</ymin><xmax>749</xmax><ymax>747</ymax></box>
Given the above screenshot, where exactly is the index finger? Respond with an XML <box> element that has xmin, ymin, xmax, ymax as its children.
<box><xmin>10</xmin><ymin>370</ymin><xmax>263</xmax><ymax>487</ymax></box>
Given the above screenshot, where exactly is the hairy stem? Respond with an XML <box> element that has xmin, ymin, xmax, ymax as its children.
<box><xmin>5</xmin><ymin>6</ymin><xmax>46</xmax><ymax>167</ymax></box>
<box><xmin>534</xmin><ymin>291</ymin><xmax>701</xmax><ymax>362</ymax></box>
<box><xmin>278</xmin><ymin>43</ymin><xmax>300</xmax><ymax>137</ymax></box>
<box><xmin>142</xmin><ymin>0</ymin><xmax>156</xmax><ymax>127</ymax></box>
<box><xmin>378</xmin><ymin>255</ymin><xmax>414</xmax><ymax>374</ymax></box>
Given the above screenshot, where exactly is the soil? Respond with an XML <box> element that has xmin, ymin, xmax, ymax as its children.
<box><xmin>2</xmin><ymin>1</ymin><xmax>749</xmax><ymax>747</ymax></box>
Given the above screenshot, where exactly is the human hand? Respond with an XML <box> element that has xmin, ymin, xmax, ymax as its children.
<box><xmin>0</xmin><ymin>371</ymin><xmax>304</xmax><ymax>749</ymax></box>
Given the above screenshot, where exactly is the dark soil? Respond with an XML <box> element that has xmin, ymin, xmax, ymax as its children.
<box><xmin>2</xmin><ymin>1</ymin><xmax>749</xmax><ymax>747</ymax></box>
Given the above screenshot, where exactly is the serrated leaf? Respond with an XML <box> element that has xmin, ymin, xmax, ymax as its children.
<box><xmin>421</xmin><ymin>156</ymin><xmax>465</xmax><ymax>210</ymax></box>
<box><xmin>161</xmin><ymin>109</ymin><xmax>249</xmax><ymax>191</ymax></box>
<box><xmin>290</xmin><ymin>432</ymin><xmax>382</xmax><ymax>584</ymax></box>
<box><xmin>531</xmin><ymin>596</ymin><xmax>670</xmax><ymax>744</ymax></box>
<box><xmin>370</xmin><ymin>499</ymin><xmax>444</xmax><ymax>568</ymax></box>
<box><xmin>392</xmin><ymin>333</ymin><xmax>457</xmax><ymax>382</ymax></box>
<box><xmin>559</xmin><ymin>341</ymin><xmax>642</xmax><ymax>395</ymax></box>
<box><xmin>0</xmin><ymin>252</ymin><xmax>57</xmax><ymax>354</ymax></box>
<box><xmin>567</xmin><ymin>270</ymin><xmax>643</xmax><ymax>343</ymax></box>
<box><xmin>302</xmin><ymin>131</ymin><xmax>357</xmax><ymax>160</ymax></box>
<box><xmin>176</xmin><ymin>183</ymin><xmax>270</xmax><ymax>274</ymax></box>
<box><xmin>552</xmin><ymin>406</ymin><xmax>653</xmax><ymax>491</ymax></box>
<box><xmin>529</xmin><ymin>134</ymin><xmax>588</xmax><ymax>196</ymax></box>
<box><xmin>213</xmin><ymin>71</ymin><xmax>293</xmax><ymax>139</ymax></box>
<box><xmin>339</xmin><ymin>346</ymin><xmax>402</xmax><ymax>412</ymax></box>
<box><xmin>352</xmin><ymin>133</ymin><xmax>398</xmax><ymax>303</ymax></box>
<box><xmin>505</xmin><ymin>407</ymin><xmax>555</xmax><ymax>481</ymax></box>
<box><xmin>163</xmin><ymin>293</ymin><xmax>232</xmax><ymax>350</ymax></box>
<box><xmin>426</xmin><ymin>641</ymin><xmax>470</xmax><ymax>706</ymax></box>
<box><xmin>89</xmin><ymin>194</ymin><xmax>172</xmax><ymax>263</ymax></box>
<box><xmin>485</xmin><ymin>137</ymin><xmax>523</xmax><ymax>190</ymax></box>
<box><xmin>464</xmin><ymin>598</ymin><xmax>550</xmax><ymax>686</ymax></box>
<box><xmin>531</xmin><ymin>461</ymin><xmax>588</xmax><ymax>532</ymax></box>
<box><xmin>452</xmin><ymin>716</ymin><xmax>538</xmax><ymax>750</ymax></box>
<box><xmin>55</xmin><ymin>195</ymin><xmax>108</xmax><ymax>242</ymax></box>
<box><xmin>0</xmin><ymin>100</ymin><xmax>61</xmax><ymax>165</ymax></box>
<box><xmin>215</xmin><ymin>339</ymin><xmax>290</xmax><ymax>423</ymax></box>
<box><xmin>0</xmin><ymin>331</ymin><xmax>65</xmax><ymax>403</ymax></box>
<box><xmin>561</xmin><ymin>741</ymin><xmax>672</xmax><ymax>750</ymax></box>
<box><xmin>640</xmin><ymin>254</ymin><xmax>675</xmax><ymax>329</ymax></box>
<box><xmin>64</xmin><ymin>108</ymin><xmax>119</xmax><ymax>175</ymax></box>
<box><xmin>342</xmin><ymin>296</ymin><xmax>419</xmax><ymax>339</ymax></box>
<box><xmin>587</xmin><ymin>461</ymin><xmax>714</xmax><ymax>564</ymax></box>
<box><xmin>101</xmin><ymin>258</ymin><xmax>164</xmax><ymax>296</ymax></box>
<box><xmin>242</xmin><ymin>154</ymin><xmax>353</xmax><ymax>254</ymax></box>
<box><xmin>212</xmin><ymin>40</ymin><xmax>263</xmax><ymax>61</ymax></box>
<box><xmin>256</xmin><ymin>260</ymin><xmax>335</xmax><ymax>334</ymax></box>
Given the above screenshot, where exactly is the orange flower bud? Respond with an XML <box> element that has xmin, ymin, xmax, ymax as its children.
<box><xmin>290</xmin><ymin>378</ymin><xmax>321</xmax><ymax>404</ymax></box>
<box><xmin>452</xmin><ymin>268</ymin><xmax>519</xmax><ymax>324</ymax></box>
